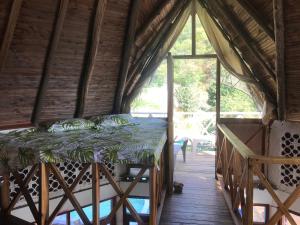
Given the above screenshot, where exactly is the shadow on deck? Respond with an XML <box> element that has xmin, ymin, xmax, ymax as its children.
<box><xmin>160</xmin><ymin>151</ymin><xmax>234</xmax><ymax>225</ymax></box>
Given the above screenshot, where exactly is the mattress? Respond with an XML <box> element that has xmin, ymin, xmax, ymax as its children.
<box><xmin>0</xmin><ymin>116</ymin><xmax>167</xmax><ymax>174</ymax></box>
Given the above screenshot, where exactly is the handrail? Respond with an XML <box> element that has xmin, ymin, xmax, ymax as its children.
<box><xmin>217</xmin><ymin>124</ymin><xmax>256</xmax><ymax>159</ymax></box>
<box><xmin>217</xmin><ymin>123</ymin><xmax>300</xmax><ymax>225</ymax></box>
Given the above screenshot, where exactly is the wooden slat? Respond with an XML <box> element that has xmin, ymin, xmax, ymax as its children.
<box><xmin>100</xmin><ymin>164</ymin><xmax>145</xmax><ymax>224</ymax></box>
<box><xmin>31</xmin><ymin>0</ymin><xmax>69</xmax><ymax>125</ymax></box>
<box><xmin>12</xmin><ymin>170</ymin><xmax>39</xmax><ymax>223</ymax></box>
<box><xmin>47</xmin><ymin>164</ymin><xmax>90</xmax><ymax>225</ymax></box>
<box><xmin>135</xmin><ymin>0</ymin><xmax>171</xmax><ymax>45</ymax></box>
<box><xmin>217</xmin><ymin>124</ymin><xmax>256</xmax><ymax>159</ymax></box>
<box><xmin>149</xmin><ymin>166</ymin><xmax>157</xmax><ymax>225</ymax></box>
<box><xmin>213</xmin><ymin>0</ymin><xmax>276</xmax><ymax>80</ymax></box>
<box><xmin>252</xmin><ymin>155</ymin><xmax>300</xmax><ymax>165</ymax></box>
<box><xmin>235</xmin><ymin>0</ymin><xmax>275</xmax><ymax>41</ymax></box>
<box><xmin>253</xmin><ymin>166</ymin><xmax>297</xmax><ymax>225</ymax></box>
<box><xmin>39</xmin><ymin>163</ymin><xmax>49</xmax><ymax>225</ymax></box>
<box><xmin>92</xmin><ymin>163</ymin><xmax>100</xmax><ymax>225</ymax></box>
<box><xmin>167</xmin><ymin>52</ymin><xmax>174</xmax><ymax>194</ymax></box>
<box><xmin>0</xmin><ymin>0</ymin><xmax>23</xmax><ymax>71</ymax></box>
<box><xmin>267</xmin><ymin>185</ymin><xmax>300</xmax><ymax>225</ymax></box>
<box><xmin>75</xmin><ymin>0</ymin><xmax>108</xmax><ymax>117</ymax></box>
<box><xmin>48</xmin><ymin>164</ymin><xmax>91</xmax><ymax>225</ymax></box>
<box><xmin>245</xmin><ymin>159</ymin><xmax>253</xmax><ymax>225</ymax></box>
<box><xmin>114</xmin><ymin>0</ymin><xmax>141</xmax><ymax>113</ymax></box>
<box><xmin>273</xmin><ymin>0</ymin><xmax>286</xmax><ymax>120</ymax></box>
<box><xmin>0</xmin><ymin>174</ymin><xmax>10</xmax><ymax>216</ymax></box>
<box><xmin>7</xmin><ymin>165</ymin><xmax>37</xmax><ymax>213</ymax></box>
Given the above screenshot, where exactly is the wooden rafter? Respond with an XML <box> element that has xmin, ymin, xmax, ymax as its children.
<box><xmin>75</xmin><ymin>0</ymin><xmax>107</xmax><ymax>118</ymax></box>
<box><xmin>135</xmin><ymin>0</ymin><xmax>171</xmax><ymax>45</ymax></box>
<box><xmin>124</xmin><ymin>0</ymin><xmax>188</xmax><ymax>92</ymax></box>
<box><xmin>0</xmin><ymin>0</ymin><xmax>23</xmax><ymax>72</ymax></box>
<box><xmin>235</xmin><ymin>0</ymin><xmax>275</xmax><ymax>41</ymax></box>
<box><xmin>212</xmin><ymin>0</ymin><xmax>276</xmax><ymax>80</ymax></box>
<box><xmin>198</xmin><ymin>0</ymin><xmax>276</xmax><ymax>103</ymax></box>
<box><xmin>114</xmin><ymin>0</ymin><xmax>141</xmax><ymax>113</ymax></box>
<box><xmin>31</xmin><ymin>0</ymin><xmax>69</xmax><ymax>125</ymax></box>
<box><xmin>273</xmin><ymin>0</ymin><xmax>286</xmax><ymax>120</ymax></box>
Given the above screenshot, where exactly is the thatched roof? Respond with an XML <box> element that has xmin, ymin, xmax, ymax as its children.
<box><xmin>0</xmin><ymin>0</ymin><xmax>299</xmax><ymax>128</ymax></box>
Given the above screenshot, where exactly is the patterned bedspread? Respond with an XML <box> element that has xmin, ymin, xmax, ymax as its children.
<box><xmin>0</xmin><ymin>116</ymin><xmax>167</xmax><ymax>174</ymax></box>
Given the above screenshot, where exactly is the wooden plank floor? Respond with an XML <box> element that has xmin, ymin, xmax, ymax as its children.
<box><xmin>160</xmin><ymin>151</ymin><xmax>234</xmax><ymax>225</ymax></box>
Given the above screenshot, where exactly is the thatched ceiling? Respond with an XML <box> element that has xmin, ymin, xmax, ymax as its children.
<box><xmin>0</xmin><ymin>0</ymin><xmax>299</xmax><ymax>128</ymax></box>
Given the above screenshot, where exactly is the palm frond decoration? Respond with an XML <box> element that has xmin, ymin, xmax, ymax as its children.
<box><xmin>103</xmin><ymin>145</ymin><xmax>121</xmax><ymax>163</ymax></box>
<box><xmin>68</xmin><ymin>146</ymin><xmax>94</xmax><ymax>162</ymax></box>
<box><xmin>40</xmin><ymin>147</ymin><xmax>60</xmax><ymax>163</ymax></box>
<box><xmin>18</xmin><ymin>147</ymin><xmax>35</xmax><ymax>166</ymax></box>
<box><xmin>0</xmin><ymin>149</ymin><xmax>9</xmax><ymax>168</ymax></box>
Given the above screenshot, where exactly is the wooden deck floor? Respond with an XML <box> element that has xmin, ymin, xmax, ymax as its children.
<box><xmin>160</xmin><ymin>151</ymin><xmax>234</xmax><ymax>225</ymax></box>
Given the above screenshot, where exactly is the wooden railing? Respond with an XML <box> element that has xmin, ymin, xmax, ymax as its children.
<box><xmin>0</xmin><ymin>149</ymin><xmax>168</xmax><ymax>225</ymax></box>
<box><xmin>217</xmin><ymin>123</ymin><xmax>300</xmax><ymax>225</ymax></box>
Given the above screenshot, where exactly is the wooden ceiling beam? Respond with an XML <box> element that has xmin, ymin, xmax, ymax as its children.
<box><xmin>75</xmin><ymin>0</ymin><xmax>108</xmax><ymax>118</ymax></box>
<box><xmin>273</xmin><ymin>0</ymin><xmax>285</xmax><ymax>120</ymax></box>
<box><xmin>31</xmin><ymin>0</ymin><xmax>69</xmax><ymax>125</ymax></box>
<box><xmin>114</xmin><ymin>0</ymin><xmax>141</xmax><ymax>114</ymax></box>
<box><xmin>0</xmin><ymin>0</ymin><xmax>23</xmax><ymax>72</ymax></box>
<box><xmin>124</xmin><ymin>0</ymin><xmax>187</xmax><ymax>91</ymax></box>
<box><xmin>212</xmin><ymin>0</ymin><xmax>276</xmax><ymax>80</ymax></box>
<box><xmin>235</xmin><ymin>0</ymin><xmax>275</xmax><ymax>41</ymax></box>
<box><xmin>135</xmin><ymin>0</ymin><xmax>171</xmax><ymax>45</ymax></box>
<box><xmin>198</xmin><ymin>0</ymin><xmax>276</xmax><ymax>104</ymax></box>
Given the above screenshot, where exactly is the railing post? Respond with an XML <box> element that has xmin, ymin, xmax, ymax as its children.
<box><xmin>0</xmin><ymin>173</ymin><xmax>10</xmax><ymax>217</ymax></box>
<box><xmin>246</xmin><ymin>158</ymin><xmax>253</xmax><ymax>225</ymax></box>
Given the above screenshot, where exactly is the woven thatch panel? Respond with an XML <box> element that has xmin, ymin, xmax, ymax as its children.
<box><xmin>85</xmin><ymin>0</ymin><xmax>130</xmax><ymax>116</ymax></box>
<box><xmin>0</xmin><ymin>0</ymin><xmax>130</xmax><ymax>127</ymax></box>
<box><xmin>0</xmin><ymin>0</ymin><xmax>58</xmax><ymax>127</ymax></box>
<box><xmin>285</xmin><ymin>0</ymin><xmax>300</xmax><ymax>121</ymax></box>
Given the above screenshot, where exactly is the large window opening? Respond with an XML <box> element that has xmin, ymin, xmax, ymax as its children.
<box><xmin>131</xmin><ymin>13</ymin><xmax>261</xmax><ymax>152</ymax></box>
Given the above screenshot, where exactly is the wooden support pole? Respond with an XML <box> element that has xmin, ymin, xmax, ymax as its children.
<box><xmin>245</xmin><ymin>159</ymin><xmax>253</xmax><ymax>225</ymax></box>
<box><xmin>0</xmin><ymin>0</ymin><xmax>23</xmax><ymax>72</ymax></box>
<box><xmin>31</xmin><ymin>0</ymin><xmax>69</xmax><ymax>125</ymax></box>
<box><xmin>167</xmin><ymin>52</ymin><xmax>174</xmax><ymax>194</ymax></box>
<box><xmin>39</xmin><ymin>163</ymin><xmax>49</xmax><ymax>225</ymax></box>
<box><xmin>191</xmin><ymin>2</ymin><xmax>196</xmax><ymax>56</ymax></box>
<box><xmin>92</xmin><ymin>163</ymin><xmax>100</xmax><ymax>225</ymax></box>
<box><xmin>213</xmin><ymin>0</ymin><xmax>276</xmax><ymax>80</ymax></box>
<box><xmin>0</xmin><ymin>174</ymin><xmax>10</xmax><ymax>217</ymax></box>
<box><xmin>273</xmin><ymin>0</ymin><xmax>286</xmax><ymax>120</ymax></box>
<box><xmin>75</xmin><ymin>0</ymin><xmax>107</xmax><ymax>118</ymax></box>
<box><xmin>235</xmin><ymin>0</ymin><xmax>275</xmax><ymax>41</ymax></box>
<box><xmin>114</xmin><ymin>0</ymin><xmax>141</xmax><ymax>113</ymax></box>
<box><xmin>149</xmin><ymin>166</ymin><xmax>157</xmax><ymax>225</ymax></box>
<box><xmin>215</xmin><ymin>59</ymin><xmax>221</xmax><ymax>179</ymax></box>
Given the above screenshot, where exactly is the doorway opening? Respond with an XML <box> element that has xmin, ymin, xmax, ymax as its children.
<box><xmin>130</xmin><ymin>13</ymin><xmax>260</xmax><ymax>155</ymax></box>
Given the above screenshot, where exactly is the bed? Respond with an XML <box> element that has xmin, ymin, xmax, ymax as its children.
<box><xmin>0</xmin><ymin>114</ymin><xmax>168</xmax><ymax>225</ymax></box>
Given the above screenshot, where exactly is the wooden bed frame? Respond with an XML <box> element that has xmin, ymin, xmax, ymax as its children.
<box><xmin>0</xmin><ymin>147</ymin><xmax>167</xmax><ymax>225</ymax></box>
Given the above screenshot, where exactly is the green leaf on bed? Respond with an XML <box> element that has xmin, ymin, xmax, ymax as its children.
<box><xmin>18</xmin><ymin>147</ymin><xmax>36</xmax><ymax>166</ymax></box>
<box><xmin>68</xmin><ymin>147</ymin><xmax>94</xmax><ymax>162</ymax></box>
<box><xmin>40</xmin><ymin>148</ymin><xmax>60</xmax><ymax>163</ymax></box>
<box><xmin>103</xmin><ymin>145</ymin><xmax>121</xmax><ymax>163</ymax></box>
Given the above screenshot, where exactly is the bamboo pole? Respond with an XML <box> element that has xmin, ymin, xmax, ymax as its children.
<box><xmin>0</xmin><ymin>0</ymin><xmax>23</xmax><ymax>72</ymax></box>
<box><xmin>31</xmin><ymin>0</ymin><xmax>69</xmax><ymax>125</ymax></box>
<box><xmin>167</xmin><ymin>52</ymin><xmax>174</xmax><ymax>194</ymax></box>
<box><xmin>114</xmin><ymin>0</ymin><xmax>141</xmax><ymax>113</ymax></box>
<box><xmin>75</xmin><ymin>0</ymin><xmax>107</xmax><ymax>117</ymax></box>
